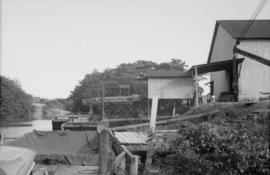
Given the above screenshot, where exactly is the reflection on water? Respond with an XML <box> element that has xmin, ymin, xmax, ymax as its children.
<box><xmin>0</xmin><ymin>120</ymin><xmax>52</xmax><ymax>138</ymax></box>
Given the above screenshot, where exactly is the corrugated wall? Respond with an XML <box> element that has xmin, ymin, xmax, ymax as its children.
<box><xmin>237</xmin><ymin>40</ymin><xmax>270</xmax><ymax>101</ymax></box>
<box><xmin>148</xmin><ymin>78</ymin><xmax>194</xmax><ymax>99</ymax></box>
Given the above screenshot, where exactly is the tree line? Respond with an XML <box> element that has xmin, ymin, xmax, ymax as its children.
<box><xmin>67</xmin><ymin>59</ymin><xmax>192</xmax><ymax>118</ymax></box>
<box><xmin>0</xmin><ymin>75</ymin><xmax>35</xmax><ymax>121</ymax></box>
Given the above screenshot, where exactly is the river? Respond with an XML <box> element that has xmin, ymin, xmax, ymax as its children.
<box><xmin>0</xmin><ymin>120</ymin><xmax>52</xmax><ymax>139</ymax></box>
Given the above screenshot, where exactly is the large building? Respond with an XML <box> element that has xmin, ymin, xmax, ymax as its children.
<box><xmin>205</xmin><ymin>20</ymin><xmax>270</xmax><ymax>102</ymax></box>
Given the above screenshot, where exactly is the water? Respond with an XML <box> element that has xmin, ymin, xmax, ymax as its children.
<box><xmin>0</xmin><ymin>120</ymin><xmax>52</xmax><ymax>139</ymax></box>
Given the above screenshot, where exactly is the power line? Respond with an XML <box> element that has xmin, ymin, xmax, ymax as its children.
<box><xmin>238</xmin><ymin>0</ymin><xmax>267</xmax><ymax>39</ymax></box>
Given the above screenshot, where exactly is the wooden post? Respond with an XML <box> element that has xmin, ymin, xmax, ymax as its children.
<box><xmin>173</xmin><ymin>99</ymin><xmax>176</xmax><ymax>117</ymax></box>
<box><xmin>147</xmin><ymin>99</ymin><xmax>150</xmax><ymax>119</ymax></box>
<box><xmin>89</xmin><ymin>103</ymin><xmax>93</xmax><ymax>115</ymax></box>
<box><xmin>102</xmin><ymin>84</ymin><xmax>106</xmax><ymax>120</ymax></box>
<box><xmin>232</xmin><ymin>56</ymin><xmax>238</xmax><ymax>101</ymax></box>
<box><xmin>128</xmin><ymin>155</ymin><xmax>139</xmax><ymax>175</ymax></box>
<box><xmin>98</xmin><ymin>129</ymin><xmax>113</xmax><ymax>175</ymax></box>
<box><xmin>145</xmin><ymin>95</ymin><xmax>159</xmax><ymax>172</ymax></box>
<box><xmin>194</xmin><ymin>67</ymin><xmax>198</xmax><ymax>107</ymax></box>
<box><xmin>149</xmin><ymin>95</ymin><xmax>158</xmax><ymax>132</ymax></box>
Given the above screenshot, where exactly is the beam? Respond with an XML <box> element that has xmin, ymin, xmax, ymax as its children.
<box><xmin>111</xmin><ymin>111</ymin><xmax>219</xmax><ymax>131</ymax></box>
<box><xmin>82</xmin><ymin>95</ymin><xmax>140</xmax><ymax>104</ymax></box>
<box><xmin>234</xmin><ymin>47</ymin><xmax>270</xmax><ymax>67</ymax></box>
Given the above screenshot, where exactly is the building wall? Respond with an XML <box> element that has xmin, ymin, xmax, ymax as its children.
<box><xmin>236</xmin><ymin>40</ymin><xmax>270</xmax><ymax>101</ymax></box>
<box><xmin>148</xmin><ymin>78</ymin><xmax>194</xmax><ymax>99</ymax></box>
<box><xmin>210</xmin><ymin>25</ymin><xmax>236</xmax><ymax>98</ymax></box>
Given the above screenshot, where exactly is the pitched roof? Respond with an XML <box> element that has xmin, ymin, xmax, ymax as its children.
<box><xmin>207</xmin><ymin>20</ymin><xmax>270</xmax><ymax>63</ymax></box>
<box><xmin>145</xmin><ymin>70</ymin><xmax>192</xmax><ymax>78</ymax></box>
<box><xmin>219</xmin><ymin>20</ymin><xmax>270</xmax><ymax>39</ymax></box>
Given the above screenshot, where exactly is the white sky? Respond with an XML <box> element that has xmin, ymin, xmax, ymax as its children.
<box><xmin>1</xmin><ymin>0</ymin><xmax>270</xmax><ymax>99</ymax></box>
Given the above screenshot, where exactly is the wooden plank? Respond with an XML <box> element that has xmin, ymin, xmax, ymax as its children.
<box><xmin>115</xmin><ymin>132</ymin><xmax>147</xmax><ymax>145</ymax></box>
<box><xmin>114</xmin><ymin>151</ymin><xmax>126</xmax><ymax>168</ymax></box>
<box><xmin>111</xmin><ymin>111</ymin><xmax>219</xmax><ymax>131</ymax></box>
<box><xmin>235</xmin><ymin>47</ymin><xmax>270</xmax><ymax>67</ymax></box>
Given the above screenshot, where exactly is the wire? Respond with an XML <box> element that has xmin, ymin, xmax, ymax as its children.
<box><xmin>238</xmin><ymin>0</ymin><xmax>267</xmax><ymax>39</ymax></box>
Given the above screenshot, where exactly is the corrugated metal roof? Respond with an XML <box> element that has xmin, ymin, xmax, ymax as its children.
<box><xmin>219</xmin><ymin>20</ymin><xmax>270</xmax><ymax>39</ymax></box>
<box><xmin>145</xmin><ymin>70</ymin><xmax>192</xmax><ymax>78</ymax></box>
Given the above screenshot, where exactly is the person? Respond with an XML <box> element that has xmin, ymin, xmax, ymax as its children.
<box><xmin>211</xmin><ymin>95</ymin><xmax>216</xmax><ymax>103</ymax></box>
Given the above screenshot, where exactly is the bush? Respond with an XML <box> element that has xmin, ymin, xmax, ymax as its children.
<box><xmin>153</xmin><ymin>114</ymin><xmax>270</xmax><ymax>175</ymax></box>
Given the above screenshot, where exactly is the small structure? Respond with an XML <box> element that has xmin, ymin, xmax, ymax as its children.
<box><xmin>145</xmin><ymin>70</ymin><xmax>194</xmax><ymax>99</ymax></box>
<box><xmin>145</xmin><ymin>70</ymin><xmax>194</xmax><ymax>111</ymax></box>
<box><xmin>190</xmin><ymin>20</ymin><xmax>270</xmax><ymax>102</ymax></box>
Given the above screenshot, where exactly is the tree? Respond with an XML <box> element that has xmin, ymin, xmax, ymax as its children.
<box><xmin>0</xmin><ymin>76</ymin><xmax>35</xmax><ymax>121</ymax></box>
<box><xmin>68</xmin><ymin>59</ymin><xmax>189</xmax><ymax>117</ymax></box>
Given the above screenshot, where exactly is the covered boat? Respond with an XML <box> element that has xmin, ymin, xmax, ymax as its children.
<box><xmin>0</xmin><ymin>146</ymin><xmax>36</xmax><ymax>175</ymax></box>
<box><xmin>7</xmin><ymin>130</ymin><xmax>99</xmax><ymax>175</ymax></box>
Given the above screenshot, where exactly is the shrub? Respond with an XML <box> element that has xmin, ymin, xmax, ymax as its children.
<box><xmin>153</xmin><ymin>115</ymin><xmax>270</xmax><ymax>175</ymax></box>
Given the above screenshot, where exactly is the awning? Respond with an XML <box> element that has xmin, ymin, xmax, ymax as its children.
<box><xmin>189</xmin><ymin>58</ymin><xmax>244</xmax><ymax>75</ymax></box>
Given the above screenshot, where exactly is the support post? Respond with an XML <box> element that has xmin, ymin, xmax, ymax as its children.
<box><xmin>194</xmin><ymin>67</ymin><xmax>198</xmax><ymax>107</ymax></box>
<box><xmin>173</xmin><ymin>99</ymin><xmax>176</xmax><ymax>117</ymax></box>
<box><xmin>147</xmin><ymin>99</ymin><xmax>150</xmax><ymax>119</ymax></box>
<box><xmin>145</xmin><ymin>95</ymin><xmax>159</xmax><ymax>172</ymax></box>
<box><xmin>98</xmin><ymin>129</ymin><xmax>113</xmax><ymax>175</ymax></box>
<box><xmin>129</xmin><ymin>156</ymin><xmax>139</xmax><ymax>175</ymax></box>
<box><xmin>89</xmin><ymin>103</ymin><xmax>93</xmax><ymax>115</ymax></box>
<box><xmin>149</xmin><ymin>95</ymin><xmax>158</xmax><ymax>132</ymax></box>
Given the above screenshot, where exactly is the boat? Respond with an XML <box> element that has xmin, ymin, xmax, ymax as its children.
<box><xmin>0</xmin><ymin>146</ymin><xmax>36</xmax><ymax>175</ymax></box>
<box><xmin>4</xmin><ymin>128</ymin><xmax>140</xmax><ymax>175</ymax></box>
<box><xmin>6</xmin><ymin>130</ymin><xmax>99</xmax><ymax>175</ymax></box>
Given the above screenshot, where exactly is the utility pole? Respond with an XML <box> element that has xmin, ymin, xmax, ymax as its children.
<box><xmin>102</xmin><ymin>83</ymin><xmax>105</xmax><ymax>120</ymax></box>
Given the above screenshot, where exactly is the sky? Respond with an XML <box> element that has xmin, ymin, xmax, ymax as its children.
<box><xmin>1</xmin><ymin>0</ymin><xmax>270</xmax><ymax>99</ymax></box>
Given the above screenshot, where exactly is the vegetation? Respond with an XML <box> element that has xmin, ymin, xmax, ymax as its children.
<box><xmin>0</xmin><ymin>75</ymin><xmax>35</xmax><ymax>121</ymax></box>
<box><xmin>68</xmin><ymin>59</ymin><xmax>192</xmax><ymax>118</ymax></box>
<box><xmin>152</xmin><ymin>101</ymin><xmax>270</xmax><ymax>175</ymax></box>
<box><xmin>42</xmin><ymin>99</ymin><xmax>71</xmax><ymax>118</ymax></box>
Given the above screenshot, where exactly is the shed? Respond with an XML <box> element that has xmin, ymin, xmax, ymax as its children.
<box><xmin>191</xmin><ymin>20</ymin><xmax>270</xmax><ymax>102</ymax></box>
<box><xmin>145</xmin><ymin>70</ymin><xmax>194</xmax><ymax>99</ymax></box>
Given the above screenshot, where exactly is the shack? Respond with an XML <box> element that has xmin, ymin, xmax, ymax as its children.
<box><xmin>190</xmin><ymin>20</ymin><xmax>270</xmax><ymax>102</ymax></box>
<box><xmin>145</xmin><ymin>70</ymin><xmax>194</xmax><ymax>115</ymax></box>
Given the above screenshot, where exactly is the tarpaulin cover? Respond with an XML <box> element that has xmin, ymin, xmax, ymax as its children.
<box><xmin>0</xmin><ymin>146</ymin><xmax>36</xmax><ymax>175</ymax></box>
<box><xmin>8</xmin><ymin>130</ymin><xmax>99</xmax><ymax>166</ymax></box>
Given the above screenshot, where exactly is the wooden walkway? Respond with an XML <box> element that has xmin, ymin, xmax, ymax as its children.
<box><xmin>114</xmin><ymin>132</ymin><xmax>148</xmax><ymax>145</ymax></box>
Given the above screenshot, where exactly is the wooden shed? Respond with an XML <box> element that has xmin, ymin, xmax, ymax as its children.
<box><xmin>145</xmin><ymin>70</ymin><xmax>194</xmax><ymax>99</ymax></box>
<box><xmin>191</xmin><ymin>20</ymin><xmax>270</xmax><ymax>102</ymax></box>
